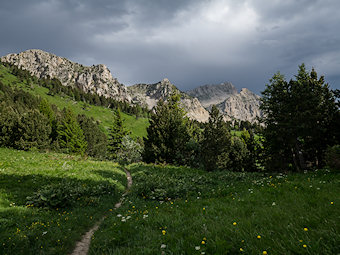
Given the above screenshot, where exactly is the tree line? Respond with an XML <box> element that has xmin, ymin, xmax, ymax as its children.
<box><xmin>143</xmin><ymin>64</ymin><xmax>339</xmax><ymax>172</ymax></box>
<box><xmin>1</xmin><ymin>62</ymin><xmax>339</xmax><ymax>172</ymax></box>
<box><xmin>0</xmin><ymin>79</ymin><xmax>143</xmax><ymax>161</ymax></box>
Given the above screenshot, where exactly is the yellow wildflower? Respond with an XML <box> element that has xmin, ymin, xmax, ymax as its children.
<box><xmin>263</xmin><ymin>251</ymin><xmax>267</xmax><ymax>255</ymax></box>
<box><xmin>233</xmin><ymin>222</ymin><xmax>237</xmax><ymax>226</ymax></box>
<box><xmin>304</xmin><ymin>228</ymin><xmax>308</xmax><ymax>232</ymax></box>
<box><xmin>303</xmin><ymin>244</ymin><xmax>307</xmax><ymax>248</ymax></box>
<box><xmin>162</xmin><ymin>230</ymin><xmax>166</xmax><ymax>235</ymax></box>
<box><xmin>257</xmin><ymin>235</ymin><xmax>261</xmax><ymax>239</ymax></box>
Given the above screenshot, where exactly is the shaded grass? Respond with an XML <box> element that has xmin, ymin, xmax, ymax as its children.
<box><xmin>90</xmin><ymin>164</ymin><xmax>340</xmax><ymax>254</ymax></box>
<box><xmin>0</xmin><ymin>148</ymin><xmax>127</xmax><ymax>255</ymax></box>
<box><xmin>0</xmin><ymin>64</ymin><xmax>149</xmax><ymax>137</ymax></box>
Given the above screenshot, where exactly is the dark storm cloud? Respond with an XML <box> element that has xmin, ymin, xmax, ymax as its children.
<box><xmin>1</xmin><ymin>0</ymin><xmax>339</xmax><ymax>93</ymax></box>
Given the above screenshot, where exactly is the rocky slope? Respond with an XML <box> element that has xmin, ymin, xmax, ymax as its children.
<box><xmin>187</xmin><ymin>83</ymin><xmax>262</xmax><ymax>122</ymax></box>
<box><xmin>128</xmin><ymin>78</ymin><xmax>210</xmax><ymax>122</ymax></box>
<box><xmin>187</xmin><ymin>82</ymin><xmax>238</xmax><ymax>107</ymax></box>
<box><xmin>1</xmin><ymin>49</ymin><xmax>260</xmax><ymax>122</ymax></box>
<box><xmin>216</xmin><ymin>88</ymin><xmax>262</xmax><ymax>122</ymax></box>
<box><xmin>1</xmin><ymin>49</ymin><xmax>131</xmax><ymax>101</ymax></box>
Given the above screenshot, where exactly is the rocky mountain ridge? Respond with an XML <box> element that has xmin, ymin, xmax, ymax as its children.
<box><xmin>1</xmin><ymin>49</ymin><xmax>261</xmax><ymax>122</ymax></box>
<box><xmin>128</xmin><ymin>79</ymin><xmax>210</xmax><ymax>122</ymax></box>
<box><xmin>1</xmin><ymin>49</ymin><xmax>131</xmax><ymax>101</ymax></box>
<box><xmin>187</xmin><ymin>83</ymin><xmax>262</xmax><ymax>122</ymax></box>
<box><xmin>187</xmin><ymin>82</ymin><xmax>238</xmax><ymax>107</ymax></box>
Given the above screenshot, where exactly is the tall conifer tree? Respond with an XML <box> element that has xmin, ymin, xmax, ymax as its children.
<box><xmin>143</xmin><ymin>93</ymin><xmax>190</xmax><ymax>165</ymax></box>
<box><xmin>201</xmin><ymin>105</ymin><xmax>231</xmax><ymax>171</ymax></box>
<box><xmin>57</xmin><ymin>108</ymin><xmax>87</xmax><ymax>155</ymax></box>
<box><xmin>107</xmin><ymin>109</ymin><xmax>128</xmax><ymax>160</ymax></box>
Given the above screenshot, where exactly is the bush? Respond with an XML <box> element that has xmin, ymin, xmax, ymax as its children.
<box><xmin>116</xmin><ymin>136</ymin><xmax>143</xmax><ymax>165</ymax></box>
<box><xmin>325</xmin><ymin>145</ymin><xmax>340</xmax><ymax>171</ymax></box>
<box><xmin>26</xmin><ymin>180</ymin><xmax>116</xmax><ymax>209</ymax></box>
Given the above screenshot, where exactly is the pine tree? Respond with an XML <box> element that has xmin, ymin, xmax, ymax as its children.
<box><xmin>77</xmin><ymin>114</ymin><xmax>107</xmax><ymax>158</ymax></box>
<box><xmin>143</xmin><ymin>93</ymin><xmax>190</xmax><ymax>165</ymax></box>
<box><xmin>15</xmin><ymin>109</ymin><xmax>52</xmax><ymax>150</ymax></box>
<box><xmin>260</xmin><ymin>64</ymin><xmax>338</xmax><ymax>171</ymax></box>
<box><xmin>107</xmin><ymin>109</ymin><xmax>128</xmax><ymax>160</ymax></box>
<box><xmin>57</xmin><ymin>108</ymin><xmax>87</xmax><ymax>155</ymax></box>
<box><xmin>201</xmin><ymin>105</ymin><xmax>231</xmax><ymax>171</ymax></box>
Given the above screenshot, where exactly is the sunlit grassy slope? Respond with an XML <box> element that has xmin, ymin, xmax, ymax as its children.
<box><xmin>0</xmin><ymin>147</ymin><xmax>128</xmax><ymax>255</ymax></box>
<box><xmin>0</xmin><ymin>64</ymin><xmax>149</xmax><ymax>137</ymax></box>
<box><xmin>90</xmin><ymin>164</ymin><xmax>340</xmax><ymax>254</ymax></box>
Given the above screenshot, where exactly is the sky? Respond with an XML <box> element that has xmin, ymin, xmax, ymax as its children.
<box><xmin>0</xmin><ymin>0</ymin><xmax>339</xmax><ymax>94</ymax></box>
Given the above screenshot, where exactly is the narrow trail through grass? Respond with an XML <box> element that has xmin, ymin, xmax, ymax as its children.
<box><xmin>71</xmin><ymin>169</ymin><xmax>133</xmax><ymax>255</ymax></box>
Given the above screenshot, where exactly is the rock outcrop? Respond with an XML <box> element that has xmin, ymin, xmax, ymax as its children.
<box><xmin>1</xmin><ymin>49</ymin><xmax>131</xmax><ymax>101</ymax></box>
<box><xmin>187</xmin><ymin>82</ymin><xmax>238</xmax><ymax>107</ymax></box>
<box><xmin>128</xmin><ymin>79</ymin><xmax>210</xmax><ymax>122</ymax></box>
<box><xmin>1</xmin><ymin>49</ymin><xmax>261</xmax><ymax>122</ymax></box>
<box><xmin>216</xmin><ymin>88</ymin><xmax>262</xmax><ymax>122</ymax></box>
<box><xmin>187</xmin><ymin>83</ymin><xmax>262</xmax><ymax>122</ymax></box>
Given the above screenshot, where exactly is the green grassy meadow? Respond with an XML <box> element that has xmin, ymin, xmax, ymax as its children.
<box><xmin>0</xmin><ymin>64</ymin><xmax>149</xmax><ymax>137</ymax></box>
<box><xmin>90</xmin><ymin>164</ymin><xmax>340</xmax><ymax>254</ymax></box>
<box><xmin>0</xmin><ymin>148</ymin><xmax>127</xmax><ymax>255</ymax></box>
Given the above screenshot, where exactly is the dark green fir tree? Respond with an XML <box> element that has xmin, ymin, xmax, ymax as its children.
<box><xmin>107</xmin><ymin>109</ymin><xmax>128</xmax><ymax>160</ymax></box>
<box><xmin>201</xmin><ymin>105</ymin><xmax>231</xmax><ymax>171</ymax></box>
<box><xmin>57</xmin><ymin>108</ymin><xmax>87</xmax><ymax>155</ymax></box>
<box><xmin>143</xmin><ymin>93</ymin><xmax>190</xmax><ymax>165</ymax></box>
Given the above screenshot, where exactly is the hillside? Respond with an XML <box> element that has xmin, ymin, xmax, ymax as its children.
<box><xmin>1</xmin><ymin>49</ymin><xmax>262</xmax><ymax>123</ymax></box>
<box><xmin>1</xmin><ymin>49</ymin><xmax>131</xmax><ymax>101</ymax></box>
<box><xmin>0</xmin><ymin>63</ymin><xmax>149</xmax><ymax>137</ymax></box>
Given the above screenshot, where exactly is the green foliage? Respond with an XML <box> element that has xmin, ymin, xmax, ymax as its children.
<box><xmin>91</xmin><ymin>163</ymin><xmax>340</xmax><ymax>255</ymax></box>
<box><xmin>143</xmin><ymin>93</ymin><xmax>190</xmax><ymax>165</ymax></box>
<box><xmin>116</xmin><ymin>135</ymin><xmax>143</xmax><ymax>165</ymax></box>
<box><xmin>260</xmin><ymin>64</ymin><xmax>338</xmax><ymax>171</ymax></box>
<box><xmin>39</xmin><ymin>98</ymin><xmax>55</xmax><ymax>124</ymax></box>
<box><xmin>15</xmin><ymin>109</ymin><xmax>52</xmax><ymax>151</ymax></box>
<box><xmin>131</xmin><ymin>164</ymin><xmax>213</xmax><ymax>200</ymax></box>
<box><xmin>201</xmin><ymin>105</ymin><xmax>231</xmax><ymax>171</ymax></box>
<box><xmin>57</xmin><ymin>108</ymin><xmax>87</xmax><ymax>155</ymax></box>
<box><xmin>0</xmin><ymin>104</ymin><xmax>20</xmax><ymax>147</ymax></box>
<box><xmin>0</xmin><ymin>102</ymin><xmax>51</xmax><ymax>151</ymax></box>
<box><xmin>26</xmin><ymin>179</ymin><xmax>116</xmax><ymax>209</ymax></box>
<box><xmin>0</xmin><ymin>148</ymin><xmax>126</xmax><ymax>255</ymax></box>
<box><xmin>325</xmin><ymin>145</ymin><xmax>340</xmax><ymax>171</ymax></box>
<box><xmin>107</xmin><ymin>109</ymin><xmax>129</xmax><ymax>160</ymax></box>
<box><xmin>77</xmin><ymin>114</ymin><xmax>107</xmax><ymax>158</ymax></box>
<box><xmin>0</xmin><ymin>62</ymin><xmax>149</xmax><ymax>138</ymax></box>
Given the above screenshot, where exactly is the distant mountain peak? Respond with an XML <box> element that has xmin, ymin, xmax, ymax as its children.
<box><xmin>187</xmin><ymin>82</ymin><xmax>262</xmax><ymax>122</ymax></box>
<box><xmin>186</xmin><ymin>82</ymin><xmax>238</xmax><ymax>108</ymax></box>
<box><xmin>128</xmin><ymin>80</ymin><xmax>210</xmax><ymax>122</ymax></box>
<box><xmin>1</xmin><ymin>49</ymin><xmax>131</xmax><ymax>102</ymax></box>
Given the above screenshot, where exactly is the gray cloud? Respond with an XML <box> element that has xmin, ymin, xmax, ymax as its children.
<box><xmin>0</xmin><ymin>0</ymin><xmax>339</xmax><ymax>94</ymax></box>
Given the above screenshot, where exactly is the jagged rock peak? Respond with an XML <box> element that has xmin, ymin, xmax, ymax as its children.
<box><xmin>1</xmin><ymin>49</ymin><xmax>131</xmax><ymax>101</ymax></box>
<box><xmin>128</xmin><ymin>79</ymin><xmax>209</xmax><ymax>122</ymax></box>
<box><xmin>186</xmin><ymin>82</ymin><xmax>238</xmax><ymax>107</ymax></box>
<box><xmin>187</xmin><ymin>82</ymin><xmax>262</xmax><ymax>122</ymax></box>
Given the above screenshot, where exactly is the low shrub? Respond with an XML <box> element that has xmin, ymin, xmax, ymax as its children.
<box><xmin>26</xmin><ymin>180</ymin><xmax>116</xmax><ymax>209</ymax></box>
<box><xmin>325</xmin><ymin>145</ymin><xmax>340</xmax><ymax>171</ymax></box>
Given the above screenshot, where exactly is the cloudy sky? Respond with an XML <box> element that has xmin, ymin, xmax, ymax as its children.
<box><xmin>1</xmin><ymin>0</ymin><xmax>339</xmax><ymax>93</ymax></box>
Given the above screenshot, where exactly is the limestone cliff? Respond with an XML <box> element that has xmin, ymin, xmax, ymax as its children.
<box><xmin>128</xmin><ymin>79</ymin><xmax>210</xmax><ymax>122</ymax></box>
<box><xmin>187</xmin><ymin>83</ymin><xmax>262</xmax><ymax>122</ymax></box>
<box><xmin>1</xmin><ymin>49</ymin><xmax>131</xmax><ymax>101</ymax></box>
